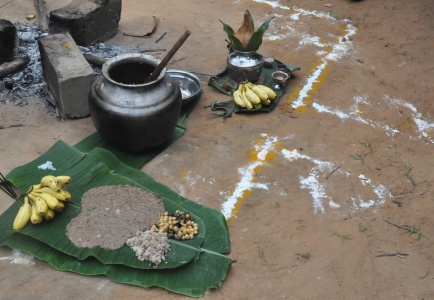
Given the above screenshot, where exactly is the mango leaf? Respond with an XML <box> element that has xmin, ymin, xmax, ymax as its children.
<box><xmin>219</xmin><ymin>20</ymin><xmax>244</xmax><ymax>51</ymax></box>
<box><xmin>245</xmin><ymin>16</ymin><xmax>274</xmax><ymax>52</ymax></box>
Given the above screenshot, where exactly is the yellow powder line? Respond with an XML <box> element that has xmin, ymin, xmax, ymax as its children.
<box><xmin>222</xmin><ymin>135</ymin><xmax>279</xmax><ymax>222</ymax></box>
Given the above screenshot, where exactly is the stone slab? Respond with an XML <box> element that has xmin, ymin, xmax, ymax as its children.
<box><xmin>38</xmin><ymin>32</ymin><xmax>94</xmax><ymax>119</ymax></box>
<box><xmin>48</xmin><ymin>0</ymin><xmax>122</xmax><ymax>46</ymax></box>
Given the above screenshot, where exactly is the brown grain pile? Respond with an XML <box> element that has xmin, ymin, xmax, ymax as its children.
<box><xmin>66</xmin><ymin>185</ymin><xmax>165</xmax><ymax>250</ymax></box>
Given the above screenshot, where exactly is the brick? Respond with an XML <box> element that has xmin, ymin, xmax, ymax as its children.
<box><xmin>48</xmin><ymin>0</ymin><xmax>122</xmax><ymax>46</ymax></box>
<box><xmin>38</xmin><ymin>33</ymin><xmax>94</xmax><ymax>119</ymax></box>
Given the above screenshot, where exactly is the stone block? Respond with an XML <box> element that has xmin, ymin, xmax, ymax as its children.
<box><xmin>48</xmin><ymin>0</ymin><xmax>122</xmax><ymax>46</ymax></box>
<box><xmin>0</xmin><ymin>19</ymin><xmax>18</xmax><ymax>64</ymax></box>
<box><xmin>38</xmin><ymin>33</ymin><xmax>94</xmax><ymax>119</ymax></box>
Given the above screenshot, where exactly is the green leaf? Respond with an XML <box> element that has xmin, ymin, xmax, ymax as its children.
<box><xmin>228</xmin><ymin>34</ymin><xmax>245</xmax><ymax>51</ymax></box>
<box><xmin>219</xmin><ymin>19</ymin><xmax>235</xmax><ymax>36</ymax></box>
<box><xmin>88</xmin><ymin>147</ymin><xmax>231</xmax><ymax>254</ymax></box>
<box><xmin>245</xmin><ymin>16</ymin><xmax>275</xmax><ymax>52</ymax></box>
<box><xmin>0</xmin><ymin>140</ymin><xmax>233</xmax><ymax>297</ymax></box>
<box><xmin>220</xmin><ymin>20</ymin><xmax>244</xmax><ymax>51</ymax></box>
<box><xmin>0</xmin><ymin>233</ymin><xmax>233</xmax><ymax>298</ymax></box>
<box><xmin>4</xmin><ymin>143</ymin><xmax>203</xmax><ymax>270</ymax></box>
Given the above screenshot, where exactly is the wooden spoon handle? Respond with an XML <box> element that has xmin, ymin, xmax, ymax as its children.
<box><xmin>145</xmin><ymin>30</ymin><xmax>191</xmax><ymax>83</ymax></box>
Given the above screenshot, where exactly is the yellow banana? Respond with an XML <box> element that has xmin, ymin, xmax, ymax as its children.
<box><xmin>241</xmin><ymin>85</ymin><xmax>253</xmax><ymax>110</ymax></box>
<box><xmin>34</xmin><ymin>196</ymin><xmax>48</xmax><ymax>216</ymax></box>
<box><xmin>13</xmin><ymin>196</ymin><xmax>32</xmax><ymax>230</ymax></box>
<box><xmin>233</xmin><ymin>89</ymin><xmax>246</xmax><ymax>108</ymax></box>
<box><xmin>28</xmin><ymin>184</ymin><xmax>41</xmax><ymax>192</ymax></box>
<box><xmin>44</xmin><ymin>209</ymin><xmax>55</xmax><ymax>220</ymax></box>
<box><xmin>54</xmin><ymin>201</ymin><xmax>65</xmax><ymax>212</ymax></box>
<box><xmin>245</xmin><ymin>88</ymin><xmax>261</xmax><ymax>105</ymax></box>
<box><xmin>248</xmin><ymin>83</ymin><xmax>269</xmax><ymax>101</ymax></box>
<box><xmin>59</xmin><ymin>189</ymin><xmax>72</xmax><ymax>201</ymax></box>
<box><xmin>32</xmin><ymin>187</ymin><xmax>66</xmax><ymax>201</ymax></box>
<box><xmin>30</xmin><ymin>191</ymin><xmax>60</xmax><ymax>210</ymax></box>
<box><xmin>40</xmin><ymin>175</ymin><xmax>61</xmax><ymax>192</ymax></box>
<box><xmin>260</xmin><ymin>97</ymin><xmax>271</xmax><ymax>106</ymax></box>
<box><xmin>253</xmin><ymin>102</ymin><xmax>262</xmax><ymax>109</ymax></box>
<box><xmin>256</xmin><ymin>84</ymin><xmax>276</xmax><ymax>100</ymax></box>
<box><xmin>30</xmin><ymin>200</ymin><xmax>43</xmax><ymax>224</ymax></box>
<box><xmin>55</xmin><ymin>176</ymin><xmax>71</xmax><ymax>187</ymax></box>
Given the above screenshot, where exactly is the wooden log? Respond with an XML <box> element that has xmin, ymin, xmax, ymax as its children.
<box><xmin>0</xmin><ymin>56</ymin><xmax>30</xmax><ymax>79</ymax></box>
<box><xmin>83</xmin><ymin>53</ymin><xmax>108</xmax><ymax>68</ymax></box>
<box><xmin>33</xmin><ymin>0</ymin><xmax>49</xmax><ymax>31</ymax></box>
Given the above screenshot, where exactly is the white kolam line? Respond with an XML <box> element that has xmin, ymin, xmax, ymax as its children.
<box><xmin>281</xmin><ymin>148</ymin><xmax>392</xmax><ymax>214</ymax></box>
<box><xmin>220</xmin><ymin>133</ymin><xmax>392</xmax><ymax>218</ymax></box>
<box><xmin>221</xmin><ymin>135</ymin><xmax>278</xmax><ymax>220</ymax></box>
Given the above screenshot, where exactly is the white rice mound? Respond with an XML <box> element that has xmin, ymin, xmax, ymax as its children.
<box><xmin>126</xmin><ymin>230</ymin><xmax>171</xmax><ymax>265</ymax></box>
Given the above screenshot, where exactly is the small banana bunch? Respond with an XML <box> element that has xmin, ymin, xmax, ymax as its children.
<box><xmin>12</xmin><ymin>175</ymin><xmax>72</xmax><ymax>230</ymax></box>
<box><xmin>232</xmin><ymin>82</ymin><xmax>276</xmax><ymax>110</ymax></box>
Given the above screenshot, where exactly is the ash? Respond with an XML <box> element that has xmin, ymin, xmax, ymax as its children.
<box><xmin>0</xmin><ymin>23</ymin><xmax>134</xmax><ymax>104</ymax></box>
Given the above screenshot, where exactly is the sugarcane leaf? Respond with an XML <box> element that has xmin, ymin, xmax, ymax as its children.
<box><xmin>244</xmin><ymin>16</ymin><xmax>274</xmax><ymax>52</ymax></box>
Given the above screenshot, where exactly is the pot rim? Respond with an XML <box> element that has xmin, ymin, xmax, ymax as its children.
<box><xmin>101</xmin><ymin>53</ymin><xmax>165</xmax><ymax>87</ymax></box>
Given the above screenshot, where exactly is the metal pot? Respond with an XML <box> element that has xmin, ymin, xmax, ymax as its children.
<box><xmin>227</xmin><ymin>50</ymin><xmax>264</xmax><ymax>82</ymax></box>
<box><xmin>88</xmin><ymin>53</ymin><xmax>182</xmax><ymax>153</ymax></box>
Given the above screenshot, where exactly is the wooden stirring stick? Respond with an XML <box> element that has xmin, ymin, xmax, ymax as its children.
<box><xmin>144</xmin><ymin>30</ymin><xmax>191</xmax><ymax>83</ymax></box>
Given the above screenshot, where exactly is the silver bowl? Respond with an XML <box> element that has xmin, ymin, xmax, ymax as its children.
<box><xmin>167</xmin><ymin>70</ymin><xmax>202</xmax><ymax>107</ymax></box>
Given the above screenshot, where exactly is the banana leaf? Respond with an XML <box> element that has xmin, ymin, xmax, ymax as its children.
<box><xmin>0</xmin><ymin>140</ymin><xmax>233</xmax><ymax>297</ymax></box>
<box><xmin>1</xmin><ymin>232</ymin><xmax>233</xmax><ymax>298</ymax></box>
<box><xmin>3</xmin><ymin>141</ymin><xmax>204</xmax><ymax>269</ymax></box>
<box><xmin>87</xmin><ymin>147</ymin><xmax>230</xmax><ymax>254</ymax></box>
<box><xmin>74</xmin><ymin>115</ymin><xmax>187</xmax><ymax>169</ymax></box>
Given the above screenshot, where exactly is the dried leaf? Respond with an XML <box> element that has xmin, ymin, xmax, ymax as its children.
<box><xmin>234</xmin><ymin>10</ymin><xmax>255</xmax><ymax>49</ymax></box>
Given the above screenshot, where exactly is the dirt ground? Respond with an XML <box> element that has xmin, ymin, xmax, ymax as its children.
<box><xmin>1</xmin><ymin>0</ymin><xmax>434</xmax><ymax>299</ymax></box>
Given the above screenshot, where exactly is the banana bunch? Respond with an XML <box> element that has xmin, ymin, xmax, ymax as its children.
<box><xmin>12</xmin><ymin>175</ymin><xmax>72</xmax><ymax>230</ymax></box>
<box><xmin>232</xmin><ymin>82</ymin><xmax>277</xmax><ymax>110</ymax></box>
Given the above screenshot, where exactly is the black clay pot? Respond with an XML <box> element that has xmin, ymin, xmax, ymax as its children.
<box><xmin>89</xmin><ymin>53</ymin><xmax>182</xmax><ymax>153</ymax></box>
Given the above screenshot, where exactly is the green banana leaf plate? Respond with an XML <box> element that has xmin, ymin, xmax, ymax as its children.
<box><xmin>0</xmin><ymin>140</ymin><xmax>233</xmax><ymax>297</ymax></box>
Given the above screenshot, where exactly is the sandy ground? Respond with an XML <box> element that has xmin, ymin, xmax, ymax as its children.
<box><xmin>1</xmin><ymin>0</ymin><xmax>434</xmax><ymax>299</ymax></box>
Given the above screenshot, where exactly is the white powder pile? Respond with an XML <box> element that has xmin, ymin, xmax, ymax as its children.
<box><xmin>126</xmin><ymin>230</ymin><xmax>171</xmax><ymax>265</ymax></box>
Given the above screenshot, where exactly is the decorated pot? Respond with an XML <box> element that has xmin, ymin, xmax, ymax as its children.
<box><xmin>227</xmin><ymin>50</ymin><xmax>264</xmax><ymax>82</ymax></box>
<box><xmin>88</xmin><ymin>53</ymin><xmax>182</xmax><ymax>153</ymax></box>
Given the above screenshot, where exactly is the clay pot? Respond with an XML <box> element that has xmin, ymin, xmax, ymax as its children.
<box><xmin>88</xmin><ymin>53</ymin><xmax>182</xmax><ymax>152</ymax></box>
<box><xmin>227</xmin><ymin>50</ymin><xmax>264</xmax><ymax>82</ymax></box>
